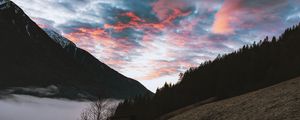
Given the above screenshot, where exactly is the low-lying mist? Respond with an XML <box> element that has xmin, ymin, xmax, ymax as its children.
<box><xmin>0</xmin><ymin>94</ymin><xmax>120</xmax><ymax>120</ymax></box>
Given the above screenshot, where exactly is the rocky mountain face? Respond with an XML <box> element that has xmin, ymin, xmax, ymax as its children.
<box><xmin>0</xmin><ymin>1</ymin><xmax>152</xmax><ymax>100</ymax></box>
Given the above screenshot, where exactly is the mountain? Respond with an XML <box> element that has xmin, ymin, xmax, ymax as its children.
<box><xmin>112</xmin><ymin>23</ymin><xmax>300</xmax><ymax>119</ymax></box>
<box><xmin>0</xmin><ymin>1</ymin><xmax>152</xmax><ymax>100</ymax></box>
<box><xmin>43</xmin><ymin>29</ymin><xmax>72</xmax><ymax>48</ymax></box>
<box><xmin>44</xmin><ymin>29</ymin><xmax>153</xmax><ymax>99</ymax></box>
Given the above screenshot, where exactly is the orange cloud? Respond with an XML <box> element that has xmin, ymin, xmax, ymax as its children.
<box><xmin>104</xmin><ymin>9</ymin><xmax>191</xmax><ymax>33</ymax></box>
<box><xmin>64</xmin><ymin>27</ymin><xmax>109</xmax><ymax>42</ymax></box>
<box><xmin>152</xmin><ymin>0</ymin><xmax>188</xmax><ymax>20</ymax></box>
<box><xmin>65</xmin><ymin>27</ymin><xmax>137</xmax><ymax>53</ymax></box>
<box><xmin>63</xmin><ymin>27</ymin><xmax>140</xmax><ymax>68</ymax></box>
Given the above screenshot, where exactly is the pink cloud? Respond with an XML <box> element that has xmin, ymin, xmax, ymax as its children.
<box><xmin>138</xmin><ymin>59</ymin><xmax>198</xmax><ymax>80</ymax></box>
<box><xmin>31</xmin><ymin>18</ymin><xmax>51</xmax><ymax>29</ymax></box>
<box><xmin>212</xmin><ymin>0</ymin><xmax>242</xmax><ymax>34</ymax></box>
<box><xmin>141</xmin><ymin>67</ymin><xmax>178</xmax><ymax>80</ymax></box>
<box><xmin>104</xmin><ymin>9</ymin><xmax>191</xmax><ymax>34</ymax></box>
<box><xmin>212</xmin><ymin>0</ymin><xmax>288</xmax><ymax>35</ymax></box>
<box><xmin>63</xmin><ymin>27</ymin><xmax>139</xmax><ymax>70</ymax></box>
<box><xmin>152</xmin><ymin>0</ymin><xmax>190</xmax><ymax>20</ymax></box>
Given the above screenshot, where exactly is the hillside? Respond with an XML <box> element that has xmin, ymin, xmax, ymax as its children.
<box><xmin>168</xmin><ymin>76</ymin><xmax>300</xmax><ymax>120</ymax></box>
<box><xmin>113</xmin><ymin>22</ymin><xmax>300</xmax><ymax>119</ymax></box>
<box><xmin>43</xmin><ymin>29</ymin><xmax>153</xmax><ymax>99</ymax></box>
<box><xmin>0</xmin><ymin>1</ymin><xmax>152</xmax><ymax>100</ymax></box>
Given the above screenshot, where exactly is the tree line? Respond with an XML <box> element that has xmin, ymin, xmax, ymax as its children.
<box><xmin>112</xmin><ymin>23</ymin><xmax>300</xmax><ymax>120</ymax></box>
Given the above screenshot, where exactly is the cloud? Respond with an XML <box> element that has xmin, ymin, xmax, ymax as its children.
<box><xmin>0</xmin><ymin>94</ymin><xmax>120</xmax><ymax>120</ymax></box>
<box><xmin>212</xmin><ymin>0</ymin><xmax>292</xmax><ymax>35</ymax></box>
<box><xmin>3</xmin><ymin>85</ymin><xmax>59</xmax><ymax>96</ymax></box>
<box><xmin>0</xmin><ymin>95</ymin><xmax>88</xmax><ymax>120</ymax></box>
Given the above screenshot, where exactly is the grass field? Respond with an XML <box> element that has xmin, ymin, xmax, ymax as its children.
<box><xmin>168</xmin><ymin>77</ymin><xmax>300</xmax><ymax>120</ymax></box>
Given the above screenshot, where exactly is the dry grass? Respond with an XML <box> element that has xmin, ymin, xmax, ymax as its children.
<box><xmin>168</xmin><ymin>77</ymin><xmax>300</xmax><ymax>120</ymax></box>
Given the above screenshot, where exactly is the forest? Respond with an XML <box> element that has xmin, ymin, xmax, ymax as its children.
<box><xmin>112</xmin><ymin>23</ymin><xmax>300</xmax><ymax>120</ymax></box>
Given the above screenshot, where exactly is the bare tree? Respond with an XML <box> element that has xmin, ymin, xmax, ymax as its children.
<box><xmin>80</xmin><ymin>99</ymin><xmax>120</xmax><ymax>120</ymax></box>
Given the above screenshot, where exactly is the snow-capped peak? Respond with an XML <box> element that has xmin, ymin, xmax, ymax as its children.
<box><xmin>43</xmin><ymin>29</ymin><xmax>73</xmax><ymax>48</ymax></box>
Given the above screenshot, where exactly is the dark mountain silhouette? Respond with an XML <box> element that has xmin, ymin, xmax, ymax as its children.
<box><xmin>0</xmin><ymin>1</ymin><xmax>152</xmax><ymax>100</ymax></box>
<box><xmin>113</xmin><ymin>23</ymin><xmax>300</xmax><ymax>119</ymax></box>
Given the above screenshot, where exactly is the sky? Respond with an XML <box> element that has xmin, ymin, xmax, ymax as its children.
<box><xmin>11</xmin><ymin>0</ymin><xmax>300</xmax><ymax>92</ymax></box>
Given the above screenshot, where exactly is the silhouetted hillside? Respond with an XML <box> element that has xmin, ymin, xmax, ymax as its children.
<box><xmin>0</xmin><ymin>1</ymin><xmax>152</xmax><ymax>100</ymax></box>
<box><xmin>168</xmin><ymin>76</ymin><xmax>300</xmax><ymax>120</ymax></box>
<box><xmin>44</xmin><ymin>29</ymin><xmax>153</xmax><ymax>99</ymax></box>
<box><xmin>113</xmin><ymin>23</ymin><xmax>300</xmax><ymax>119</ymax></box>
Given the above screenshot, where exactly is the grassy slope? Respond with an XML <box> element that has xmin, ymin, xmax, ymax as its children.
<box><xmin>168</xmin><ymin>76</ymin><xmax>300</xmax><ymax>120</ymax></box>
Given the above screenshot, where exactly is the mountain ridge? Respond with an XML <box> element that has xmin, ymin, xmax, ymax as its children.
<box><xmin>0</xmin><ymin>1</ymin><xmax>152</xmax><ymax>100</ymax></box>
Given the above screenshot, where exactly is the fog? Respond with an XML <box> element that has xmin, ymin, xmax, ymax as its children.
<box><xmin>0</xmin><ymin>94</ymin><xmax>119</xmax><ymax>120</ymax></box>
